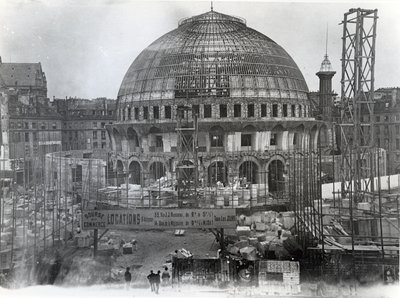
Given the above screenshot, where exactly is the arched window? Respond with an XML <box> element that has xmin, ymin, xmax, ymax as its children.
<box><xmin>239</xmin><ymin>161</ymin><xmax>258</xmax><ymax>184</ymax></box>
<box><xmin>268</xmin><ymin>160</ymin><xmax>285</xmax><ymax>192</ymax></box>
<box><xmin>128</xmin><ymin>161</ymin><xmax>141</xmax><ymax>185</ymax></box>
<box><xmin>210</xmin><ymin>126</ymin><xmax>224</xmax><ymax>148</ymax></box>
<box><xmin>208</xmin><ymin>161</ymin><xmax>228</xmax><ymax>186</ymax></box>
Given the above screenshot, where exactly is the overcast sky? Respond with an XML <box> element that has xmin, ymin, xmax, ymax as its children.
<box><xmin>0</xmin><ymin>0</ymin><xmax>399</xmax><ymax>99</ymax></box>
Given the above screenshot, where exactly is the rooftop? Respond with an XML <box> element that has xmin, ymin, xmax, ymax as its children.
<box><xmin>0</xmin><ymin>61</ymin><xmax>46</xmax><ymax>88</ymax></box>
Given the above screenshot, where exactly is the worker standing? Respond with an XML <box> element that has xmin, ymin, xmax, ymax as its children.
<box><xmin>124</xmin><ymin>267</ymin><xmax>131</xmax><ymax>290</ymax></box>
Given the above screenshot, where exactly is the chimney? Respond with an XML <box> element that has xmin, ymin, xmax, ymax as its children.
<box><xmin>0</xmin><ymin>56</ymin><xmax>2</xmax><ymax>63</ymax></box>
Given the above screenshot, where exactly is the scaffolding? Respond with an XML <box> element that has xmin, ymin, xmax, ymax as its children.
<box><xmin>291</xmin><ymin>8</ymin><xmax>399</xmax><ymax>283</ymax></box>
<box><xmin>176</xmin><ymin>106</ymin><xmax>199</xmax><ymax>207</ymax></box>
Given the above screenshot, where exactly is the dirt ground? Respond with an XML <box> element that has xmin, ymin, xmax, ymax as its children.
<box><xmin>110</xmin><ymin>229</ymin><xmax>219</xmax><ymax>284</ymax></box>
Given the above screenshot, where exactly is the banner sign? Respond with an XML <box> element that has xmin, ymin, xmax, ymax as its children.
<box><xmin>82</xmin><ymin>208</ymin><xmax>237</xmax><ymax>230</ymax></box>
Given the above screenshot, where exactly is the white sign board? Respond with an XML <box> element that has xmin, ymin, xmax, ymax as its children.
<box><xmin>82</xmin><ymin>208</ymin><xmax>237</xmax><ymax>230</ymax></box>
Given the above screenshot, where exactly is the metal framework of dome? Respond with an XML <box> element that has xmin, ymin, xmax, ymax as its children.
<box><xmin>118</xmin><ymin>10</ymin><xmax>309</xmax><ymax>108</ymax></box>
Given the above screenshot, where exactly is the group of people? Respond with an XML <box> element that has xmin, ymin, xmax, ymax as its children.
<box><xmin>124</xmin><ymin>266</ymin><xmax>170</xmax><ymax>293</ymax></box>
<box><xmin>147</xmin><ymin>268</ymin><xmax>171</xmax><ymax>294</ymax></box>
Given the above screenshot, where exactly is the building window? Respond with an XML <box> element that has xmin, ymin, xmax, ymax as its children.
<box><xmin>219</xmin><ymin>104</ymin><xmax>227</xmax><ymax>118</ymax></box>
<box><xmin>101</xmin><ymin>131</ymin><xmax>106</xmax><ymax>140</ymax></box>
<box><xmin>270</xmin><ymin>133</ymin><xmax>277</xmax><ymax>146</ymax></box>
<box><xmin>283</xmin><ymin>104</ymin><xmax>288</xmax><ymax>117</ymax></box>
<box><xmin>397</xmin><ymin>139</ymin><xmax>400</xmax><ymax>150</ymax></box>
<box><xmin>24</xmin><ymin>122</ymin><xmax>29</xmax><ymax>129</ymax></box>
<box><xmin>234</xmin><ymin>104</ymin><xmax>241</xmax><ymax>117</ymax></box>
<box><xmin>376</xmin><ymin>116</ymin><xmax>380</xmax><ymax>122</ymax></box>
<box><xmin>204</xmin><ymin>104</ymin><xmax>212</xmax><ymax>118</ymax></box>
<box><xmin>176</xmin><ymin>105</ymin><xmax>185</xmax><ymax>119</ymax></box>
<box><xmin>127</xmin><ymin>107</ymin><xmax>132</xmax><ymax>120</ymax></box>
<box><xmin>261</xmin><ymin>104</ymin><xmax>267</xmax><ymax>117</ymax></box>
<box><xmin>93</xmin><ymin>142</ymin><xmax>98</xmax><ymax>149</ymax></box>
<box><xmin>24</xmin><ymin>132</ymin><xmax>29</xmax><ymax>142</ymax></box>
<box><xmin>153</xmin><ymin>106</ymin><xmax>159</xmax><ymax>119</ymax></box>
<box><xmin>291</xmin><ymin>105</ymin><xmax>296</xmax><ymax>117</ymax></box>
<box><xmin>384</xmin><ymin>115</ymin><xmax>389</xmax><ymax>122</ymax></box>
<box><xmin>247</xmin><ymin>104</ymin><xmax>254</xmax><ymax>117</ymax></box>
<box><xmin>165</xmin><ymin>106</ymin><xmax>171</xmax><ymax>119</ymax></box>
<box><xmin>93</xmin><ymin>122</ymin><xmax>98</xmax><ymax>128</ymax></box>
<box><xmin>396</xmin><ymin>125</ymin><xmax>400</xmax><ymax>135</ymax></box>
<box><xmin>101</xmin><ymin>142</ymin><xmax>106</xmax><ymax>149</ymax></box>
<box><xmin>100</xmin><ymin>122</ymin><xmax>105</xmax><ymax>128</ymax></box>
<box><xmin>192</xmin><ymin>105</ymin><xmax>199</xmax><ymax>116</ymax></box>
<box><xmin>52</xmin><ymin>123</ymin><xmax>57</xmax><ymax>130</ymax></box>
<box><xmin>134</xmin><ymin>107</ymin><xmax>139</xmax><ymax>120</ymax></box>
<box><xmin>241</xmin><ymin>134</ymin><xmax>252</xmax><ymax>147</ymax></box>
<box><xmin>108</xmin><ymin>111</ymin><xmax>113</xmax><ymax>116</ymax></box>
<box><xmin>41</xmin><ymin>123</ymin><xmax>46</xmax><ymax>130</ymax></box>
<box><xmin>92</xmin><ymin>110</ymin><xmax>96</xmax><ymax>115</ymax></box>
<box><xmin>210</xmin><ymin>132</ymin><xmax>223</xmax><ymax>147</ymax></box>
<box><xmin>156</xmin><ymin>136</ymin><xmax>163</xmax><ymax>148</ymax></box>
<box><xmin>272</xmin><ymin>104</ymin><xmax>278</xmax><ymax>117</ymax></box>
<box><xmin>33</xmin><ymin>132</ymin><xmax>38</xmax><ymax>142</ymax></box>
<box><xmin>143</xmin><ymin>107</ymin><xmax>149</xmax><ymax>119</ymax></box>
<box><xmin>298</xmin><ymin>105</ymin><xmax>302</xmax><ymax>117</ymax></box>
<box><xmin>93</xmin><ymin>131</ymin><xmax>97</xmax><ymax>139</ymax></box>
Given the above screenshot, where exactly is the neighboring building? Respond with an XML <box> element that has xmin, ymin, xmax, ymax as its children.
<box><xmin>0</xmin><ymin>59</ymin><xmax>62</xmax><ymax>184</ymax></box>
<box><xmin>0</xmin><ymin>57</ymin><xmax>117</xmax><ymax>184</ymax></box>
<box><xmin>54</xmin><ymin>97</ymin><xmax>116</xmax><ymax>151</ymax></box>
<box><xmin>365</xmin><ymin>87</ymin><xmax>400</xmax><ymax>174</ymax></box>
<box><xmin>107</xmin><ymin>9</ymin><xmax>326</xmax><ymax>206</ymax></box>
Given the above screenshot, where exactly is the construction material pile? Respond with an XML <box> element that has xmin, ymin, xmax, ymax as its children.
<box><xmin>228</xmin><ymin>211</ymin><xmax>302</xmax><ymax>261</ymax></box>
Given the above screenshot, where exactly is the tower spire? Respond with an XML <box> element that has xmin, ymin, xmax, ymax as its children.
<box><xmin>325</xmin><ymin>23</ymin><xmax>328</xmax><ymax>57</ymax></box>
<box><xmin>211</xmin><ymin>1</ymin><xmax>213</xmax><ymax>12</ymax></box>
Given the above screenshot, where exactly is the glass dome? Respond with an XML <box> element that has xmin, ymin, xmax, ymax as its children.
<box><xmin>118</xmin><ymin>10</ymin><xmax>309</xmax><ymax>108</ymax></box>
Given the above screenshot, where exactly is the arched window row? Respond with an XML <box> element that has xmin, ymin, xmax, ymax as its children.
<box><xmin>118</xmin><ymin>102</ymin><xmax>310</xmax><ymax>122</ymax></box>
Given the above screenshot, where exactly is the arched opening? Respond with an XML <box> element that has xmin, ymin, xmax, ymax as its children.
<box><xmin>209</xmin><ymin>126</ymin><xmax>224</xmax><ymax>148</ymax></box>
<box><xmin>113</xmin><ymin>128</ymin><xmax>122</xmax><ymax>152</ymax></box>
<box><xmin>149</xmin><ymin>127</ymin><xmax>163</xmax><ymax>152</ymax></box>
<box><xmin>268</xmin><ymin>159</ymin><xmax>285</xmax><ymax>193</ymax></box>
<box><xmin>239</xmin><ymin>161</ymin><xmax>258</xmax><ymax>184</ymax></box>
<box><xmin>270</xmin><ymin>125</ymin><xmax>284</xmax><ymax>150</ymax></box>
<box><xmin>208</xmin><ymin>161</ymin><xmax>228</xmax><ymax>186</ymax></box>
<box><xmin>241</xmin><ymin>125</ymin><xmax>256</xmax><ymax>150</ymax></box>
<box><xmin>293</xmin><ymin>124</ymin><xmax>305</xmax><ymax>151</ymax></box>
<box><xmin>150</xmin><ymin>161</ymin><xmax>166</xmax><ymax>181</ymax></box>
<box><xmin>127</xmin><ymin>127</ymin><xmax>139</xmax><ymax>152</ymax></box>
<box><xmin>116</xmin><ymin>160</ymin><xmax>124</xmax><ymax>186</ymax></box>
<box><xmin>128</xmin><ymin>161</ymin><xmax>141</xmax><ymax>185</ymax></box>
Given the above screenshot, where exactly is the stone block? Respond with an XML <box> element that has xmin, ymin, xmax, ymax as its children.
<box><xmin>256</xmin><ymin>222</ymin><xmax>266</xmax><ymax>231</ymax></box>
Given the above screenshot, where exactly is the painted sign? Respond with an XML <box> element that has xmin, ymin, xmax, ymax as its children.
<box><xmin>82</xmin><ymin>208</ymin><xmax>237</xmax><ymax>230</ymax></box>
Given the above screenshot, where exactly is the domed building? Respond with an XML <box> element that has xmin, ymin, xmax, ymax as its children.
<box><xmin>108</xmin><ymin>9</ymin><xmax>324</xmax><ymax>207</ymax></box>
